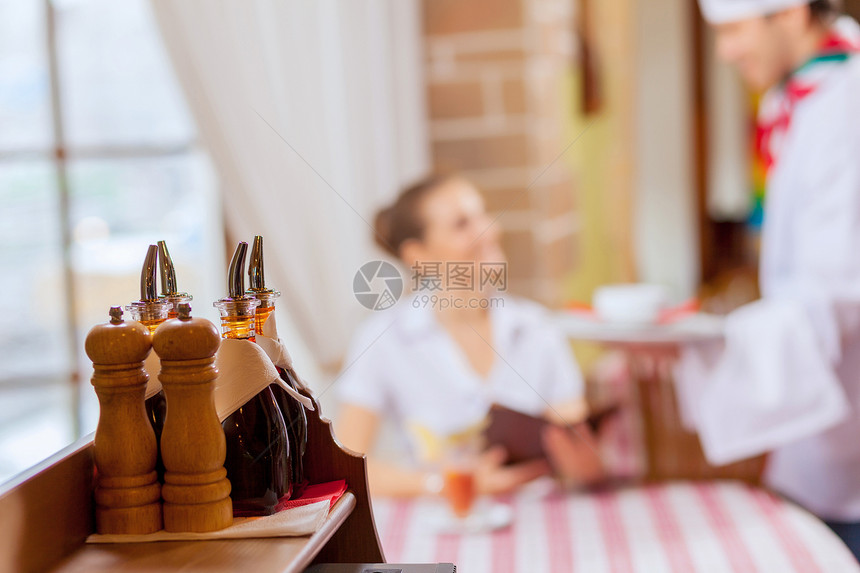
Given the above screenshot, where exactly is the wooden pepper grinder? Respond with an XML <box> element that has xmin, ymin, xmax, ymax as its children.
<box><xmin>85</xmin><ymin>306</ymin><xmax>162</xmax><ymax>535</ymax></box>
<box><xmin>154</xmin><ymin>302</ymin><xmax>233</xmax><ymax>532</ymax></box>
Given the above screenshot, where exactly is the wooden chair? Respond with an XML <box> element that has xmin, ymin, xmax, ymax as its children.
<box><xmin>635</xmin><ymin>368</ymin><xmax>767</xmax><ymax>484</ymax></box>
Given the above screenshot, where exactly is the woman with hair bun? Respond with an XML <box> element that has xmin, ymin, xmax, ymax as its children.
<box><xmin>336</xmin><ymin>173</ymin><xmax>604</xmax><ymax>497</ymax></box>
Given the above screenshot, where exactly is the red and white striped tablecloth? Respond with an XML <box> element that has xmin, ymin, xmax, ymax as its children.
<box><xmin>372</xmin><ymin>480</ymin><xmax>858</xmax><ymax>572</ymax></box>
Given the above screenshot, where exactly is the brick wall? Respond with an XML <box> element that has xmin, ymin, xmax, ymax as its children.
<box><xmin>422</xmin><ymin>0</ymin><xmax>579</xmax><ymax>305</ymax></box>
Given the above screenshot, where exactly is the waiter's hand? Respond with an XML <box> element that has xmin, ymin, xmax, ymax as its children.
<box><xmin>607</xmin><ymin>342</ymin><xmax>681</xmax><ymax>380</ymax></box>
<box><xmin>473</xmin><ymin>446</ymin><xmax>551</xmax><ymax>495</ymax></box>
<box><xmin>541</xmin><ymin>423</ymin><xmax>606</xmax><ymax>487</ymax></box>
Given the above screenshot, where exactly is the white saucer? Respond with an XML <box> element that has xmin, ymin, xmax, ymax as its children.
<box><xmin>419</xmin><ymin>499</ymin><xmax>513</xmax><ymax>534</ymax></box>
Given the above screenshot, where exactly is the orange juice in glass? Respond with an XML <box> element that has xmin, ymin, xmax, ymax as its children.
<box><xmin>440</xmin><ymin>434</ymin><xmax>482</xmax><ymax>520</ymax></box>
<box><xmin>443</xmin><ymin>466</ymin><xmax>476</xmax><ymax>518</ymax></box>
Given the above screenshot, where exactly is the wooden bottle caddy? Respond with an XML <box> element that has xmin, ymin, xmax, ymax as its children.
<box><xmin>0</xmin><ymin>317</ymin><xmax>384</xmax><ymax>573</ymax></box>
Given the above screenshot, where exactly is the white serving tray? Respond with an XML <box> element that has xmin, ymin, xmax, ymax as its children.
<box><xmin>554</xmin><ymin>311</ymin><xmax>725</xmax><ymax>344</ymax></box>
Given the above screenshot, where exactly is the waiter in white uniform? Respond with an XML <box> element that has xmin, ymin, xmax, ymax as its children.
<box><xmin>676</xmin><ymin>0</ymin><xmax>860</xmax><ymax>557</ymax></box>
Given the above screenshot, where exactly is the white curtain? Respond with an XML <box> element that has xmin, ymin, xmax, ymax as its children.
<box><xmin>633</xmin><ymin>0</ymin><xmax>699</xmax><ymax>300</ymax></box>
<box><xmin>704</xmin><ymin>25</ymin><xmax>752</xmax><ymax>221</ymax></box>
<box><xmin>150</xmin><ymin>0</ymin><xmax>429</xmax><ymax>371</ymax></box>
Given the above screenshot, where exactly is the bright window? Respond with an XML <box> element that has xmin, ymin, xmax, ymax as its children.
<box><xmin>0</xmin><ymin>0</ymin><xmax>224</xmax><ymax>484</ymax></box>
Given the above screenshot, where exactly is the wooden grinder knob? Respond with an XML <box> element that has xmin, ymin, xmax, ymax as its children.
<box><xmin>85</xmin><ymin>306</ymin><xmax>162</xmax><ymax>535</ymax></box>
<box><xmin>153</xmin><ymin>303</ymin><xmax>233</xmax><ymax>532</ymax></box>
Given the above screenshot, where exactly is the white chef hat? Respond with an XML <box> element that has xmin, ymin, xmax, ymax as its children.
<box><xmin>698</xmin><ymin>0</ymin><xmax>810</xmax><ymax>24</ymax></box>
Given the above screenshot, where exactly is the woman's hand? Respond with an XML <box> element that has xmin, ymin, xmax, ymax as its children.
<box><xmin>541</xmin><ymin>423</ymin><xmax>606</xmax><ymax>487</ymax></box>
<box><xmin>473</xmin><ymin>446</ymin><xmax>551</xmax><ymax>495</ymax></box>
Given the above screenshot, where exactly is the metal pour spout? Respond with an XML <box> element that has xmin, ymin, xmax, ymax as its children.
<box><xmin>248</xmin><ymin>235</ymin><xmax>266</xmax><ymax>291</ymax></box>
<box><xmin>246</xmin><ymin>235</ymin><xmax>280</xmax><ymax>306</ymax></box>
<box><xmin>227</xmin><ymin>241</ymin><xmax>248</xmax><ymax>299</ymax></box>
<box><xmin>139</xmin><ymin>244</ymin><xmax>159</xmax><ymax>302</ymax></box>
<box><xmin>157</xmin><ymin>240</ymin><xmax>178</xmax><ymax>296</ymax></box>
<box><xmin>214</xmin><ymin>241</ymin><xmax>259</xmax><ymax>339</ymax></box>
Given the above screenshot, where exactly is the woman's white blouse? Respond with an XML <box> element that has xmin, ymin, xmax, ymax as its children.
<box><xmin>337</xmin><ymin>295</ymin><xmax>584</xmax><ymax>440</ymax></box>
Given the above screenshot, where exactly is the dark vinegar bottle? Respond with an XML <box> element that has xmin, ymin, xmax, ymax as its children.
<box><xmin>271</xmin><ymin>368</ymin><xmax>308</xmax><ymax>497</ymax></box>
<box><xmin>222</xmin><ymin>387</ymin><xmax>292</xmax><ymax>515</ymax></box>
<box><xmin>247</xmin><ymin>235</ymin><xmax>309</xmax><ymax>498</ymax></box>
<box><xmin>215</xmin><ymin>241</ymin><xmax>292</xmax><ymax>516</ymax></box>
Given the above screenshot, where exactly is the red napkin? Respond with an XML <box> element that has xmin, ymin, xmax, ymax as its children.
<box><xmin>276</xmin><ymin>479</ymin><xmax>347</xmax><ymax>512</ymax></box>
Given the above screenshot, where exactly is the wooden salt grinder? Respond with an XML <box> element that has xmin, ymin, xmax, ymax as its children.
<box><xmin>153</xmin><ymin>303</ymin><xmax>233</xmax><ymax>532</ymax></box>
<box><xmin>85</xmin><ymin>306</ymin><xmax>162</xmax><ymax>535</ymax></box>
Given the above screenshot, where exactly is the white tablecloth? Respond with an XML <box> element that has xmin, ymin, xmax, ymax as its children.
<box><xmin>373</xmin><ymin>480</ymin><xmax>858</xmax><ymax>572</ymax></box>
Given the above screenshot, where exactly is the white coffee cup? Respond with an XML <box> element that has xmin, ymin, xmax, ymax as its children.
<box><xmin>593</xmin><ymin>284</ymin><xmax>667</xmax><ymax>325</ymax></box>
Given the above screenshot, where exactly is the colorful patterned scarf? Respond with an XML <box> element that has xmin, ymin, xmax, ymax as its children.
<box><xmin>755</xmin><ymin>17</ymin><xmax>860</xmax><ymax>175</ymax></box>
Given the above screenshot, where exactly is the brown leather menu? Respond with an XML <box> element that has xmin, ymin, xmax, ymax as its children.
<box><xmin>483</xmin><ymin>404</ymin><xmax>551</xmax><ymax>464</ymax></box>
<box><xmin>484</xmin><ymin>403</ymin><xmax>620</xmax><ymax>464</ymax></box>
